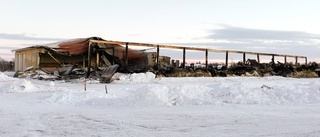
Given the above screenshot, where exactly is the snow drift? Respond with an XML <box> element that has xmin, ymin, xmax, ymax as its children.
<box><xmin>1</xmin><ymin>72</ymin><xmax>320</xmax><ymax>106</ymax></box>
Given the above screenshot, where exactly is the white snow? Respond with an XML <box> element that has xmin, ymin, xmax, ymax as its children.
<box><xmin>1</xmin><ymin>72</ymin><xmax>320</xmax><ymax>136</ymax></box>
<box><xmin>111</xmin><ymin>72</ymin><xmax>156</xmax><ymax>83</ymax></box>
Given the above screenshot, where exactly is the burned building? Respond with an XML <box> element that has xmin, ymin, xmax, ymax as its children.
<box><xmin>13</xmin><ymin>36</ymin><xmax>315</xmax><ymax>80</ymax></box>
<box><xmin>13</xmin><ymin>37</ymin><xmax>159</xmax><ymax>80</ymax></box>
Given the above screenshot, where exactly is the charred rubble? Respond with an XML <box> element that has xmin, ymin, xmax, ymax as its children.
<box><xmin>209</xmin><ymin>60</ymin><xmax>319</xmax><ymax>78</ymax></box>
<box><xmin>15</xmin><ymin>56</ymin><xmax>320</xmax><ymax>82</ymax></box>
<box><xmin>158</xmin><ymin>61</ymin><xmax>319</xmax><ymax>78</ymax></box>
<box><xmin>13</xmin><ymin>37</ymin><xmax>320</xmax><ymax>82</ymax></box>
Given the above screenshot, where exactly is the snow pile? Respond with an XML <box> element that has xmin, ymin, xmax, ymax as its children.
<box><xmin>0</xmin><ymin>72</ymin><xmax>65</xmax><ymax>93</ymax></box>
<box><xmin>7</xmin><ymin>79</ymin><xmax>37</xmax><ymax>93</ymax></box>
<box><xmin>208</xmin><ymin>80</ymin><xmax>320</xmax><ymax>105</ymax></box>
<box><xmin>2</xmin><ymin>72</ymin><xmax>320</xmax><ymax>106</ymax></box>
<box><xmin>111</xmin><ymin>72</ymin><xmax>156</xmax><ymax>83</ymax></box>
<box><xmin>120</xmin><ymin>83</ymin><xmax>320</xmax><ymax>106</ymax></box>
<box><xmin>2</xmin><ymin>71</ymin><xmax>15</xmax><ymax>77</ymax></box>
<box><xmin>1</xmin><ymin>79</ymin><xmax>60</xmax><ymax>93</ymax></box>
<box><xmin>0</xmin><ymin>72</ymin><xmax>15</xmax><ymax>81</ymax></box>
<box><xmin>45</xmin><ymin>77</ymin><xmax>320</xmax><ymax>106</ymax></box>
<box><xmin>124</xmin><ymin>84</ymin><xmax>214</xmax><ymax>106</ymax></box>
<box><xmin>109</xmin><ymin>76</ymin><xmax>320</xmax><ymax>106</ymax></box>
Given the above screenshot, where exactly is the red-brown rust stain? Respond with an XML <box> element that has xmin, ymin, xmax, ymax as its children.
<box><xmin>53</xmin><ymin>38</ymin><xmax>147</xmax><ymax>60</ymax></box>
<box><xmin>56</xmin><ymin>38</ymin><xmax>90</xmax><ymax>55</ymax></box>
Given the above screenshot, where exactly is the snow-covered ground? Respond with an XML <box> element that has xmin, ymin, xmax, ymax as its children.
<box><xmin>1</xmin><ymin>72</ymin><xmax>320</xmax><ymax>137</ymax></box>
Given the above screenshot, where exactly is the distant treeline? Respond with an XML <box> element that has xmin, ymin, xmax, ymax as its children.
<box><xmin>0</xmin><ymin>57</ymin><xmax>14</xmax><ymax>72</ymax></box>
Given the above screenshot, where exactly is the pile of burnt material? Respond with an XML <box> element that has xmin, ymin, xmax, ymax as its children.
<box><xmin>155</xmin><ymin>59</ymin><xmax>320</xmax><ymax>78</ymax></box>
<box><xmin>208</xmin><ymin>59</ymin><xmax>319</xmax><ymax>78</ymax></box>
<box><xmin>14</xmin><ymin>58</ymin><xmax>320</xmax><ymax>83</ymax></box>
<box><xmin>157</xmin><ymin>67</ymin><xmax>211</xmax><ymax>77</ymax></box>
<box><xmin>14</xmin><ymin>64</ymin><xmax>120</xmax><ymax>83</ymax></box>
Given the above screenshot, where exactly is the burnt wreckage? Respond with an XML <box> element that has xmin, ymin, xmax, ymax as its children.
<box><xmin>14</xmin><ymin>37</ymin><xmax>159</xmax><ymax>82</ymax></box>
<box><xmin>13</xmin><ymin>37</ymin><xmax>320</xmax><ymax>82</ymax></box>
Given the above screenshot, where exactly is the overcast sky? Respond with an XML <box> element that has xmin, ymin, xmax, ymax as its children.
<box><xmin>1</xmin><ymin>0</ymin><xmax>320</xmax><ymax>63</ymax></box>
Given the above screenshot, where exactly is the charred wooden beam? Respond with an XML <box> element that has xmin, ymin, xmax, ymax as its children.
<box><xmin>257</xmin><ymin>54</ymin><xmax>260</xmax><ymax>63</ymax></box>
<box><xmin>83</xmin><ymin>55</ymin><xmax>86</xmax><ymax>69</ymax></box>
<box><xmin>157</xmin><ymin>45</ymin><xmax>160</xmax><ymax>68</ymax></box>
<box><xmin>47</xmin><ymin>52</ymin><xmax>61</xmax><ymax>65</ymax></box>
<box><xmin>125</xmin><ymin>42</ymin><xmax>128</xmax><ymax>67</ymax></box>
<box><xmin>243</xmin><ymin>52</ymin><xmax>246</xmax><ymax>64</ymax></box>
<box><xmin>284</xmin><ymin>56</ymin><xmax>287</xmax><ymax>64</ymax></box>
<box><xmin>305</xmin><ymin>57</ymin><xmax>308</xmax><ymax>65</ymax></box>
<box><xmin>112</xmin><ymin>47</ymin><xmax>115</xmax><ymax>65</ymax></box>
<box><xmin>272</xmin><ymin>54</ymin><xmax>275</xmax><ymax>64</ymax></box>
<box><xmin>98</xmin><ymin>47</ymin><xmax>115</xmax><ymax>65</ymax></box>
<box><xmin>101</xmin><ymin>54</ymin><xmax>112</xmax><ymax>67</ymax></box>
<box><xmin>205</xmin><ymin>49</ymin><xmax>208</xmax><ymax>70</ymax></box>
<box><xmin>86</xmin><ymin>42</ymin><xmax>92</xmax><ymax>78</ymax></box>
<box><xmin>226</xmin><ymin>51</ymin><xmax>229</xmax><ymax>68</ymax></box>
<box><xmin>182</xmin><ymin>47</ymin><xmax>186</xmax><ymax>68</ymax></box>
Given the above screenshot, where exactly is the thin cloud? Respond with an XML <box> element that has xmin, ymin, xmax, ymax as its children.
<box><xmin>127</xmin><ymin>33</ymin><xmax>145</xmax><ymax>37</ymax></box>
<box><xmin>0</xmin><ymin>44</ymin><xmax>35</xmax><ymax>51</ymax></box>
<box><xmin>170</xmin><ymin>41</ymin><xmax>318</xmax><ymax>55</ymax></box>
<box><xmin>0</xmin><ymin>33</ymin><xmax>65</xmax><ymax>41</ymax></box>
<box><xmin>207</xmin><ymin>25</ymin><xmax>320</xmax><ymax>41</ymax></box>
<box><xmin>0</xmin><ymin>53</ymin><xmax>13</xmax><ymax>56</ymax></box>
<box><xmin>0</xmin><ymin>46</ymin><xmax>17</xmax><ymax>50</ymax></box>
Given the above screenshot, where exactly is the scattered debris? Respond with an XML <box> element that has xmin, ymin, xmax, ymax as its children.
<box><xmin>14</xmin><ymin>57</ymin><xmax>320</xmax><ymax>83</ymax></box>
<box><xmin>261</xmin><ymin>85</ymin><xmax>273</xmax><ymax>89</ymax></box>
<box><xmin>100</xmin><ymin>64</ymin><xmax>119</xmax><ymax>83</ymax></box>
